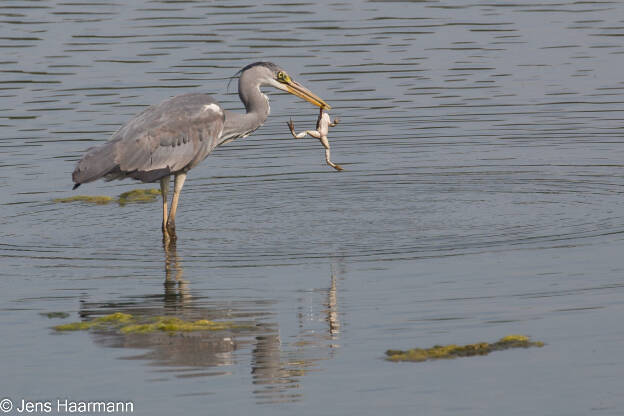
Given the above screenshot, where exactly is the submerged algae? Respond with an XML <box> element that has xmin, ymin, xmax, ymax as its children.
<box><xmin>53</xmin><ymin>312</ymin><xmax>244</xmax><ymax>334</ymax></box>
<box><xmin>386</xmin><ymin>335</ymin><xmax>544</xmax><ymax>362</ymax></box>
<box><xmin>40</xmin><ymin>312</ymin><xmax>70</xmax><ymax>319</ymax></box>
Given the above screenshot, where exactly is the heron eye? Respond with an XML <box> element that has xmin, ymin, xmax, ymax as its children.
<box><xmin>277</xmin><ymin>71</ymin><xmax>289</xmax><ymax>82</ymax></box>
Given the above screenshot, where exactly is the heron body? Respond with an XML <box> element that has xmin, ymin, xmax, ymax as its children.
<box><xmin>71</xmin><ymin>62</ymin><xmax>330</xmax><ymax>239</ymax></box>
<box><xmin>73</xmin><ymin>93</ymin><xmax>225</xmax><ymax>184</ymax></box>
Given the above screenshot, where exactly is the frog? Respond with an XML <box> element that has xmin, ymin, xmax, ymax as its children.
<box><xmin>287</xmin><ymin>108</ymin><xmax>343</xmax><ymax>171</ymax></box>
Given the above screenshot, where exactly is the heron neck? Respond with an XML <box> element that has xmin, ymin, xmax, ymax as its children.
<box><xmin>221</xmin><ymin>84</ymin><xmax>269</xmax><ymax>142</ymax></box>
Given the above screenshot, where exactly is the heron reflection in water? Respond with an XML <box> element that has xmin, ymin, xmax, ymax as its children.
<box><xmin>73</xmin><ymin>244</ymin><xmax>342</xmax><ymax>403</ymax></box>
<box><xmin>72</xmin><ymin>62</ymin><xmax>330</xmax><ymax>241</ymax></box>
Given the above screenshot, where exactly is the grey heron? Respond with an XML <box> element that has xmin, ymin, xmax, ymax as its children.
<box><xmin>72</xmin><ymin>62</ymin><xmax>330</xmax><ymax>239</ymax></box>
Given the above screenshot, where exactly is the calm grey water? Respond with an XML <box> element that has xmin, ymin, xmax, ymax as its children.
<box><xmin>2</xmin><ymin>0</ymin><xmax>624</xmax><ymax>415</ymax></box>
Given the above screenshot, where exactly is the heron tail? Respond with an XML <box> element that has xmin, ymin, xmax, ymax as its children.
<box><xmin>72</xmin><ymin>142</ymin><xmax>118</xmax><ymax>187</ymax></box>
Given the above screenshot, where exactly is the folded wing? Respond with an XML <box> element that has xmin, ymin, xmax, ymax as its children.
<box><xmin>72</xmin><ymin>93</ymin><xmax>225</xmax><ymax>186</ymax></box>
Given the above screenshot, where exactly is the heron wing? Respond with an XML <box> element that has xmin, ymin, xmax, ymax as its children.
<box><xmin>73</xmin><ymin>93</ymin><xmax>225</xmax><ymax>184</ymax></box>
<box><xmin>114</xmin><ymin>93</ymin><xmax>224</xmax><ymax>175</ymax></box>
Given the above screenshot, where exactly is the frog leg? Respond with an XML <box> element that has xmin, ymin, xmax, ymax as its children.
<box><xmin>325</xmin><ymin>148</ymin><xmax>343</xmax><ymax>171</ymax></box>
<box><xmin>320</xmin><ymin>135</ymin><xmax>343</xmax><ymax>171</ymax></box>
<box><xmin>287</xmin><ymin>119</ymin><xmax>319</xmax><ymax>139</ymax></box>
<box><xmin>306</xmin><ymin>130</ymin><xmax>322</xmax><ymax>140</ymax></box>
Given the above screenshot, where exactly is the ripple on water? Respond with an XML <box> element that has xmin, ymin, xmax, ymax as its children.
<box><xmin>2</xmin><ymin>0</ymin><xmax>624</xmax><ymax>413</ymax></box>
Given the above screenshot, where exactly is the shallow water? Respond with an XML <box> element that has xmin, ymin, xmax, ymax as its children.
<box><xmin>1</xmin><ymin>0</ymin><xmax>624</xmax><ymax>415</ymax></box>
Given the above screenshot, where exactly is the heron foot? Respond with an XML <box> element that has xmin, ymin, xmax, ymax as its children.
<box><xmin>162</xmin><ymin>222</ymin><xmax>177</xmax><ymax>242</ymax></box>
<box><xmin>162</xmin><ymin>230</ymin><xmax>171</xmax><ymax>245</ymax></box>
<box><xmin>166</xmin><ymin>220</ymin><xmax>177</xmax><ymax>236</ymax></box>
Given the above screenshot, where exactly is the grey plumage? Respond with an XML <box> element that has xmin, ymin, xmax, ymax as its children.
<box><xmin>73</xmin><ymin>93</ymin><xmax>224</xmax><ymax>187</ymax></box>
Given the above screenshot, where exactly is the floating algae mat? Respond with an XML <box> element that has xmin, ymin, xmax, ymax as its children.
<box><xmin>386</xmin><ymin>335</ymin><xmax>544</xmax><ymax>363</ymax></box>
<box><xmin>53</xmin><ymin>188</ymin><xmax>160</xmax><ymax>206</ymax></box>
<box><xmin>53</xmin><ymin>312</ymin><xmax>246</xmax><ymax>334</ymax></box>
<box><xmin>117</xmin><ymin>188</ymin><xmax>161</xmax><ymax>205</ymax></box>
<box><xmin>52</xmin><ymin>195</ymin><xmax>114</xmax><ymax>205</ymax></box>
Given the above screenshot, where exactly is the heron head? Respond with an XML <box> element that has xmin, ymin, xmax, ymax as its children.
<box><xmin>238</xmin><ymin>62</ymin><xmax>331</xmax><ymax>110</ymax></box>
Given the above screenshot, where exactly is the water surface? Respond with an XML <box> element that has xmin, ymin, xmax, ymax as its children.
<box><xmin>1</xmin><ymin>1</ymin><xmax>624</xmax><ymax>415</ymax></box>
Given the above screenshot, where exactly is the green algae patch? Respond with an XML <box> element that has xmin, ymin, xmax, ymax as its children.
<box><xmin>54</xmin><ymin>321</ymin><xmax>98</xmax><ymax>331</ymax></box>
<box><xmin>53</xmin><ymin>195</ymin><xmax>113</xmax><ymax>205</ymax></box>
<box><xmin>52</xmin><ymin>188</ymin><xmax>160</xmax><ymax>206</ymax></box>
<box><xmin>94</xmin><ymin>312</ymin><xmax>134</xmax><ymax>323</ymax></box>
<box><xmin>385</xmin><ymin>335</ymin><xmax>544</xmax><ymax>363</ymax></box>
<box><xmin>499</xmin><ymin>334</ymin><xmax>536</xmax><ymax>343</ymax></box>
<box><xmin>120</xmin><ymin>317</ymin><xmax>241</xmax><ymax>334</ymax></box>
<box><xmin>53</xmin><ymin>312</ymin><xmax>134</xmax><ymax>331</ymax></box>
<box><xmin>117</xmin><ymin>188</ymin><xmax>160</xmax><ymax>206</ymax></box>
<box><xmin>53</xmin><ymin>312</ymin><xmax>245</xmax><ymax>334</ymax></box>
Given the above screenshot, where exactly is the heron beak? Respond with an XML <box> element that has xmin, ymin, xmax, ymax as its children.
<box><xmin>285</xmin><ymin>80</ymin><xmax>331</xmax><ymax>110</ymax></box>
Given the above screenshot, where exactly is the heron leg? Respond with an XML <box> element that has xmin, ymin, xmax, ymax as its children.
<box><xmin>160</xmin><ymin>176</ymin><xmax>170</xmax><ymax>238</ymax></box>
<box><xmin>166</xmin><ymin>172</ymin><xmax>187</xmax><ymax>235</ymax></box>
